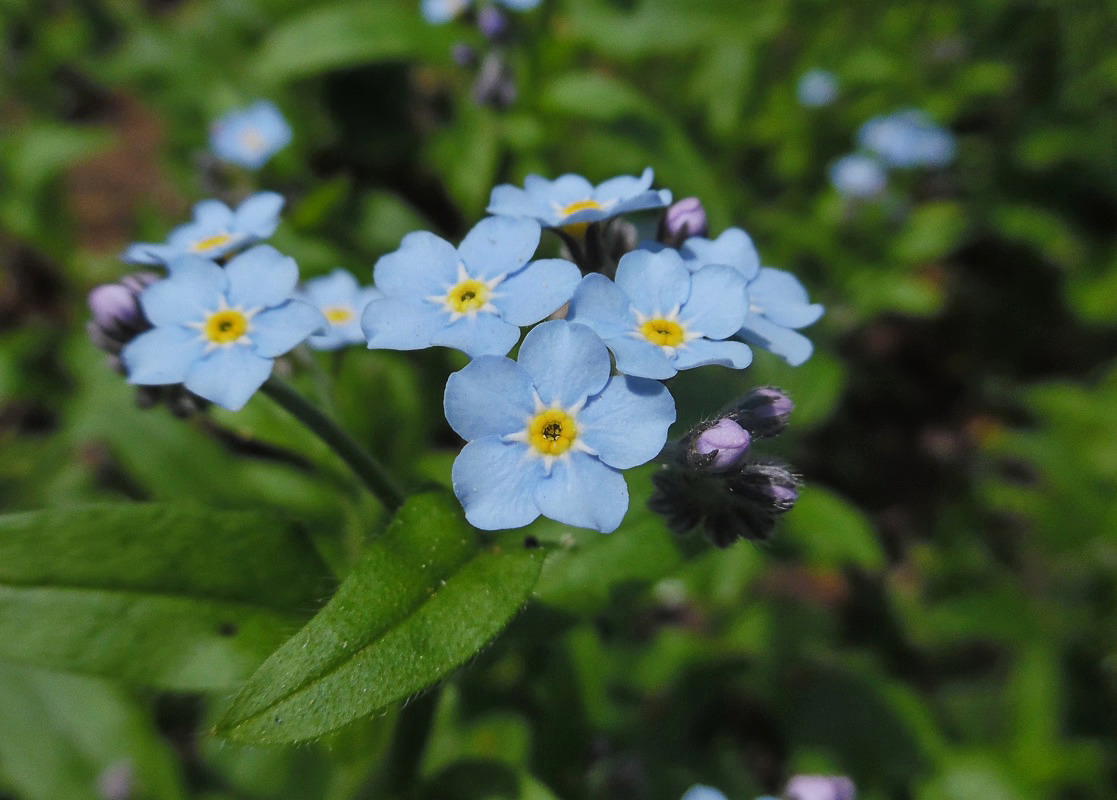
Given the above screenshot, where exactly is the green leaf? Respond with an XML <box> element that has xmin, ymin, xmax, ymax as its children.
<box><xmin>215</xmin><ymin>491</ymin><xmax>544</xmax><ymax>744</ymax></box>
<box><xmin>0</xmin><ymin>505</ymin><xmax>331</xmax><ymax>690</ymax></box>
<box><xmin>783</xmin><ymin>486</ymin><xmax>885</xmax><ymax>570</ymax></box>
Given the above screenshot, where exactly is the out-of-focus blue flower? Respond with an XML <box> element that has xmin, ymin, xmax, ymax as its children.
<box><xmin>122</xmin><ymin>192</ymin><xmax>285</xmax><ymax>266</ymax></box>
<box><xmin>739</xmin><ymin>268</ymin><xmax>824</xmax><ymax>367</ymax></box>
<box><xmin>121</xmin><ymin>246</ymin><xmax>326</xmax><ymax>411</ymax></box>
<box><xmin>444</xmin><ymin>320</ymin><xmax>675</xmax><ymax>532</ymax></box>
<box><xmin>828</xmin><ymin>153</ymin><xmax>887</xmax><ymax>198</ymax></box>
<box><xmin>797</xmin><ymin>68</ymin><xmax>839</xmax><ymax>107</ymax></box>
<box><xmin>362</xmin><ymin>216</ymin><xmax>580</xmax><ymax>358</ymax></box>
<box><xmin>680</xmin><ymin>786</ymin><xmax>728</xmax><ymax>800</ymax></box>
<box><xmin>487</xmin><ymin>168</ymin><xmax>672</xmax><ymax>230</ymax></box>
<box><xmin>857</xmin><ymin>110</ymin><xmax>955</xmax><ymax>168</ymax></box>
<box><xmin>209</xmin><ymin>101</ymin><xmax>292</xmax><ymax>169</ymax></box>
<box><xmin>422</xmin><ymin>0</ymin><xmax>540</xmax><ymax>24</ymax></box>
<box><xmin>785</xmin><ymin>775</ymin><xmax>857</xmax><ymax>800</ymax></box>
<box><xmin>566</xmin><ymin>248</ymin><xmax>752</xmax><ymax>379</ymax></box>
<box><xmin>299</xmin><ymin>269</ymin><xmax>382</xmax><ymax>350</ymax></box>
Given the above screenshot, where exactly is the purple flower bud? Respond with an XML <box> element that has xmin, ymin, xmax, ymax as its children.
<box><xmin>477</xmin><ymin>6</ymin><xmax>507</xmax><ymax>39</ymax></box>
<box><xmin>785</xmin><ymin>775</ymin><xmax>857</xmax><ymax>800</ymax></box>
<box><xmin>759</xmin><ymin>480</ymin><xmax>798</xmax><ymax>510</ymax></box>
<box><xmin>694</xmin><ymin>418</ymin><xmax>751</xmax><ymax>471</ymax></box>
<box><xmin>659</xmin><ymin>196</ymin><xmax>707</xmax><ymax>246</ymax></box>
<box><xmin>88</xmin><ymin>284</ymin><xmax>142</xmax><ymax>334</ymax></box>
<box><xmin>452</xmin><ymin>42</ymin><xmax>478</xmax><ymax>67</ymax></box>
<box><xmin>730</xmin><ymin>386</ymin><xmax>793</xmax><ymax>438</ymax></box>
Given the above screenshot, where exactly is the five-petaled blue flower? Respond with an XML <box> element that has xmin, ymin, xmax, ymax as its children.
<box><xmin>857</xmin><ymin>110</ymin><xmax>955</xmax><ymax>169</ymax></box>
<box><xmin>487</xmin><ymin>168</ymin><xmax>672</xmax><ymax>231</ymax></box>
<box><xmin>829</xmin><ymin>153</ymin><xmax>887</xmax><ymax>198</ymax></box>
<box><xmin>444</xmin><ymin>320</ymin><xmax>675</xmax><ymax>532</ymax></box>
<box><xmin>566</xmin><ymin>248</ymin><xmax>752</xmax><ymax>379</ymax></box>
<box><xmin>422</xmin><ymin>0</ymin><xmax>540</xmax><ymax>24</ymax></box>
<box><xmin>299</xmin><ymin>269</ymin><xmax>382</xmax><ymax>350</ymax></box>
<box><xmin>122</xmin><ymin>192</ymin><xmax>285</xmax><ymax>266</ymax></box>
<box><xmin>209</xmin><ymin>101</ymin><xmax>292</xmax><ymax>169</ymax></box>
<box><xmin>121</xmin><ymin>246</ymin><xmax>326</xmax><ymax>411</ymax></box>
<box><xmin>362</xmin><ymin>216</ymin><xmax>580</xmax><ymax>358</ymax></box>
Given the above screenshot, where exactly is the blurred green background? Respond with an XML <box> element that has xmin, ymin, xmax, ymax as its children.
<box><xmin>1</xmin><ymin>1</ymin><xmax>1116</xmax><ymax>798</ymax></box>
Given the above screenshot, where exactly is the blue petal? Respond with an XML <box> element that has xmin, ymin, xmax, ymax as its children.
<box><xmin>680</xmin><ymin>227</ymin><xmax>760</xmax><ymax>280</ymax></box>
<box><xmin>486</xmin><ymin>184</ymin><xmax>536</xmax><ymax>218</ymax></box>
<box><xmin>422</xmin><ymin>0</ymin><xmax>468</xmax><ymax>23</ymax></box>
<box><xmin>303</xmin><ymin>269</ymin><xmax>360</xmax><ymax>306</ymax></box>
<box><xmin>225</xmin><ymin>245</ymin><xmax>299</xmax><ymax>309</ymax></box>
<box><xmin>233</xmin><ymin>191</ymin><xmax>284</xmax><ymax>238</ymax></box>
<box><xmin>122</xmin><ymin>327</ymin><xmax>205</xmax><ymax>385</ymax></box>
<box><xmin>452</xmin><ymin>437</ymin><xmax>543</xmax><ymax>530</ymax></box>
<box><xmin>121</xmin><ymin>242</ymin><xmax>174</xmax><ymax>265</ymax></box>
<box><xmin>738</xmin><ymin>316</ymin><xmax>814</xmax><ymax>366</ymax></box>
<box><xmin>533</xmin><ymin>452</ymin><xmax>628</xmax><ymax>533</ymax></box>
<box><xmin>672</xmin><ymin>337</ymin><xmax>753</xmax><ymax>371</ymax></box>
<box><xmin>491</xmin><ymin>258</ymin><xmax>581</xmax><ymax>326</ymax></box>
<box><xmin>609</xmin><ymin>189</ymin><xmax>672</xmax><ymax>216</ymax></box>
<box><xmin>602</xmin><ymin>333</ymin><xmax>677</xmax><ymax>379</ymax></box>
<box><xmin>250</xmin><ymin>300</ymin><xmax>328</xmax><ymax>358</ymax></box>
<box><xmin>529</xmin><ymin>173</ymin><xmax>593</xmax><ymax>207</ymax></box>
<box><xmin>362</xmin><ymin>296</ymin><xmax>447</xmax><ymax>351</ymax></box>
<box><xmin>749</xmin><ymin>268</ymin><xmax>824</xmax><ymax>328</ymax></box>
<box><xmin>429</xmin><ymin>313</ymin><xmax>520</xmax><ymax>358</ymax></box>
<box><xmin>578</xmin><ymin>375</ymin><xmax>675</xmax><ymax>469</ymax></box>
<box><xmin>458</xmin><ymin>216</ymin><xmax>541</xmax><ymax>280</ymax></box>
<box><xmin>192</xmin><ymin>199</ymin><xmax>233</xmax><ymax>229</ymax></box>
<box><xmin>373</xmin><ymin>231</ymin><xmax>460</xmax><ymax>297</ymax></box>
<box><xmin>678</xmin><ymin>264</ymin><xmax>748</xmax><ymax>339</ymax></box>
<box><xmin>566</xmin><ymin>274</ymin><xmax>636</xmax><ymax>339</ymax></box>
<box><xmin>497</xmin><ymin>0</ymin><xmax>540</xmax><ymax>8</ymax></box>
<box><xmin>184</xmin><ymin>346</ymin><xmax>273</xmax><ymax>411</ymax></box>
<box><xmin>681</xmin><ymin>786</ymin><xmax>729</xmax><ymax>800</ymax></box>
<box><xmin>444</xmin><ymin>355</ymin><xmax>534</xmax><ymax>440</ymax></box>
<box><xmin>592</xmin><ymin>167</ymin><xmax>653</xmax><ymax>203</ymax></box>
<box><xmin>614</xmin><ymin>249</ymin><xmax>690</xmax><ymax>316</ymax></box>
<box><xmin>140</xmin><ymin>259</ymin><xmax>226</xmax><ymax>326</ymax></box>
<box><xmin>517</xmin><ymin>320</ymin><xmax>610</xmax><ymax>408</ymax></box>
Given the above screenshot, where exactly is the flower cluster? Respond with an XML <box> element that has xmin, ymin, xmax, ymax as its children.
<box><xmin>828</xmin><ymin>109</ymin><xmax>955</xmax><ymax>199</ymax></box>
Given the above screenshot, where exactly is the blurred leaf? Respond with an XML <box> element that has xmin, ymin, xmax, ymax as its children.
<box><xmin>892</xmin><ymin>201</ymin><xmax>968</xmax><ymax>265</ymax></box>
<box><xmin>783</xmin><ymin>486</ymin><xmax>885</xmax><ymax>569</ymax></box>
<box><xmin>216</xmin><ymin>491</ymin><xmax>544</xmax><ymax>744</ymax></box>
<box><xmin>0</xmin><ymin>504</ymin><xmax>330</xmax><ymax>689</ymax></box>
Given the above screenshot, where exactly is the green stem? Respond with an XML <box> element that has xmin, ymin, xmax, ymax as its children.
<box><xmin>261</xmin><ymin>377</ymin><xmax>405</xmax><ymax>512</ymax></box>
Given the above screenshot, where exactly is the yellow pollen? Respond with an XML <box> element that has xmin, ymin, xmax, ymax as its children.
<box><xmin>447</xmin><ymin>279</ymin><xmax>489</xmax><ymax>313</ymax></box>
<box><xmin>204</xmin><ymin>309</ymin><xmax>249</xmax><ymax>344</ymax></box>
<box><xmin>640</xmin><ymin>318</ymin><xmax>685</xmax><ymax>347</ymax></box>
<box><xmin>191</xmin><ymin>232</ymin><xmax>235</xmax><ymax>252</ymax></box>
<box><xmin>559</xmin><ymin>199</ymin><xmax>604</xmax><ymax>237</ymax></box>
<box><xmin>528</xmin><ymin>409</ymin><xmax>577</xmax><ymax>456</ymax></box>
<box><xmin>324</xmin><ymin>306</ymin><xmax>354</xmax><ymax>324</ymax></box>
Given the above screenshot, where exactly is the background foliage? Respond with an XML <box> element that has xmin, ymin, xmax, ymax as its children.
<box><xmin>1</xmin><ymin>0</ymin><xmax>1116</xmax><ymax>798</ymax></box>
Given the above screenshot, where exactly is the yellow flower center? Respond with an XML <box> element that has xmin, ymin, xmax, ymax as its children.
<box><xmin>528</xmin><ymin>409</ymin><xmax>578</xmax><ymax>456</ymax></box>
<box><xmin>191</xmin><ymin>232</ymin><xmax>236</xmax><ymax>253</ymax></box>
<box><xmin>240</xmin><ymin>128</ymin><xmax>266</xmax><ymax>153</ymax></box>
<box><xmin>204</xmin><ymin>309</ymin><xmax>249</xmax><ymax>344</ymax></box>
<box><xmin>323</xmin><ymin>306</ymin><xmax>354</xmax><ymax>325</ymax></box>
<box><xmin>640</xmin><ymin>318</ymin><xmax>685</xmax><ymax>347</ymax></box>
<box><xmin>447</xmin><ymin>279</ymin><xmax>489</xmax><ymax>313</ymax></box>
<box><xmin>559</xmin><ymin>199</ymin><xmax>604</xmax><ymax>237</ymax></box>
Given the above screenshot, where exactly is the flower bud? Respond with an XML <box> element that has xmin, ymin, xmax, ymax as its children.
<box><xmin>729</xmin><ymin>386</ymin><xmax>793</xmax><ymax>438</ymax></box>
<box><xmin>87</xmin><ymin>272</ymin><xmax>157</xmax><ymax>355</ymax></box>
<box><xmin>785</xmin><ymin>775</ymin><xmax>856</xmax><ymax>800</ymax></box>
<box><xmin>477</xmin><ymin>7</ymin><xmax>508</xmax><ymax>39</ymax></box>
<box><xmin>659</xmin><ymin>196</ymin><xmax>707</xmax><ymax>246</ymax></box>
<box><xmin>693</xmin><ymin>418</ymin><xmax>751</xmax><ymax>471</ymax></box>
<box><xmin>729</xmin><ymin>462</ymin><xmax>799</xmax><ymax>512</ymax></box>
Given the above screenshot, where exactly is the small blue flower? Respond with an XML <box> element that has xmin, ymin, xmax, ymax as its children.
<box><xmin>797</xmin><ymin>68</ymin><xmax>839</xmax><ymax>107</ymax></box>
<box><xmin>209</xmin><ymin>101</ymin><xmax>292</xmax><ymax>169</ymax></box>
<box><xmin>739</xmin><ymin>268</ymin><xmax>824</xmax><ymax>367</ymax></box>
<box><xmin>444</xmin><ymin>320</ymin><xmax>675</xmax><ymax>532</ymax></box>
<box><xmin>681</xmin><ymin>786</ymin><xmax>728</xmax><ymax>800</ymax></box>
<box><xmin>299</xmin><ymin>269</ymin><xmax>382</xmax><ymax>350</ymax></box>
<box><xmin>121</xmin><ymin>246</ymin><xmax>326</xmax><ymax>411</ymax></box>
<box><xmin>566</xmin><ymin>248</ymin><xmax>752</xmax><ymax>379</ymax></box>
<box><xmin>122</xmin><ymin>192</ymin><xmax>285</xmax><ymax>266</ymax></box>
<box><xmin>828</xmin><ymin>153</ymin><xmax>887</xmax><ymax>198</ymax></box>
<box><xmin>487</xmin><ymin>168</ymin><xmax>672</xmax><ymax>230</ymax></box>
<box><xmin>422</xmin><ymin>0</ymin><xmax>540</xmax><ymax>24</ymax></box>
<box><xmin>362</xmin><ymin>216</ymin><xmax>580</xmax><ymax>358</ymax></box>
<box><xmin>857</xmin><ymin>110</ymin><xmax>955</xmax><ymax>168</ymax></box>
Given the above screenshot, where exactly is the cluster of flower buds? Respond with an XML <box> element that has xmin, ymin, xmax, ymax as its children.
<box><xmin>649</xmin><ymin>386</ymin><xmax>799</xmax><ymax>547</ymax></box>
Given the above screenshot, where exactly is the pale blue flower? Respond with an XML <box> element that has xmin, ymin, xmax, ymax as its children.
<box><xmin>122</xmin><ymin>192</ymin><xmax>285</xmax><ymax>266</ymax></box>
<box><xmin>739</xmin><ymin>268</ymin><xmax>824</xmax><ymax>367</ymax></box>
<box><xmin>209</xmin><ymin>101</ymin><xmax>292</xmax><ymax>169</ymax></box>
<box><xmin>857</xmin><ymin>110</ymin><xmax>955</xmax><ymax>168</ymax></box>
<box><xmin>566</xmin><ymin>248</ymin><xmax>752</xmax><ymax>379</ymax></box>
<box><xmin>363</xmin><ymin>216</ymin><xmax>580</xmax><ymax>358</ymax></box>
<box><xmin>121</xmin><ymin>246</ymin><xmax>326</xmax><ymax>411</ymax></box>
<box><xmin>681</xmin><ymin>786</ymin><xmax>728</xmax><ymax>800</ymax></box>
<box><xmin>797</xmin><ymin>68</ymin><xmax>839</xmax><ymax>107</ymax></box>
<box><xmin>828</xmin><ymin>153</ymin><xmax>887</xmax><ymax>198</ymax></box>
<box><xmin>444</xmin><ymin>320</ymin><xmax>675</xmax><ymax>532</ymax></box>
<box><xmin>487</xmin><ymin>168</ymin><xmax>672</xmax><ymax>229</ymax></box>
<box><xmin>422</xmin><ymin>0</ymin><xmax>540</xmax><ymax>24</ymax></box>
<box><xmin>299</xmin><ymin>269</ymin><xmax>382</xmax><ymax>350</ymax></box>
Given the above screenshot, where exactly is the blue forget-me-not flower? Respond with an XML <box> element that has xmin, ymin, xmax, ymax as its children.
<box><xmin>122</xmin><ymin>192</ymin><xmax>285</xmax><ymax>266</ymax></box>
<box><xmin>209</xmin><ymin>101</ymin><xmax>292</xmax><ymax>169</ymax></box>
<box><xmin>567</xmin><ymin>247</ymin><xmax>752</xmax><ymax>379</ymax></box>
<box><xmin>444</xmin><ymin>319</ymin><xmax>675</xmax><ymax>532</ymax></box>
<box><xmin>681</xmin><ymin>787</ymin><xmax>728</xmax><ymax>800</ymax></box>
<box><xmin>828</xmin><ymin>153</ymin><xmax>888</xmax><ymax>198</ymax></box>
<box><xmin>121</xmin><ymin>246</ymin><xmax>326</xmax><ymax>411</ymax></box>
<box><xmin>796</xmin><ymin>68</ymin><xmax>839</xmax><ymax>107</ymax></box>
<box><xmin>299</xmin><ymin>269</ymin><xmax>382</xmax><ymax>350</ymax></box>
<box><xmin>422</xmin><ymin>0</ymin><xmax>540</xmax><ymax>24</ymax></box>
<box><xmin>487</xmin><ymin>168</ymin><xmax>672</xmax><ymax>231</ymax></box>
<box><xmin>362</xmin><ymin>216</ymin><xmax>580</xmax><ymax>358</ymax></box>
<box><xmin>858</xmin><ymin>110</ymin><xmax>955</xmax><ymax>168</ymax></box>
